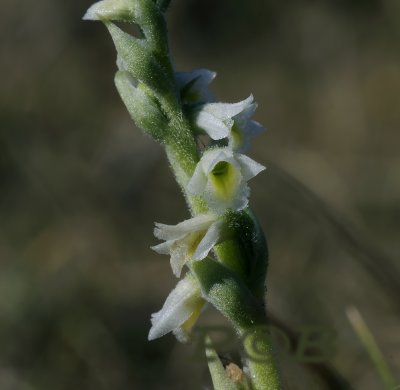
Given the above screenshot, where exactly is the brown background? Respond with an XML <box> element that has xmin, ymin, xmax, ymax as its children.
<box><xmin>0</xmin><ymin>0</ymin><xmax>399</xmax><ymax>388</ymax></box>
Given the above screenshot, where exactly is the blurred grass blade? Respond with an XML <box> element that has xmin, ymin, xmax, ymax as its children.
<box><xmin>205</xmin><ymin>336</ymin><xmax>245</xmax><ymax>390</ymax></box>
<box><xmin>346</xmin><ymin>306</ymin><xmax>398</xmax><ymax>389</ymax></box>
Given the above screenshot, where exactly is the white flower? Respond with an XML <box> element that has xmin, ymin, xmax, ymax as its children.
<box><xmin>151</xmin><ymin>214</ymin><xmax>224</xmax><ymax>277</ymax></box>
<box><xmin>192</xmin><ymin>94</ymin><xmax>265</xmax><ymax>151</ymax></box>
<box><xmin>187</xmin><ymin>148</ymin><xmax>265</xmax><ymax>213</ymax></box>
<box><xmin>192</xmin><ymin>95</ymin><xmax>254</xmax><ymax>141</ymax></box>
<box><xmin>175</xmin><ymin>68</ymin><xmax>216</xmax><ymax>104</ymax></box>
<box><xmin>148</xmin><ymin>274</ymin><xmax>205</xmax><ymax>342</ymax></box>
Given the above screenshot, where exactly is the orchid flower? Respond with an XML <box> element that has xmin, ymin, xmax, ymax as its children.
<box><xmin>192</xmin><ymin>96</ymin><xmax>254</xmax><ymax>140</ymax></box>
<box><xmin>187</xmin><ymin>148</ymin><xmax>265</xmax><ymax>213</ymax></box>
<box><xmin>148</xmin><ymin>274</ymin><xmax>205</xmax><ymax>342</ymax></box>
<box><xmin>191</xmin><ymin>94</ymin><xmax>265</xmax><ymax>152</ymax></box>
<box><xmin>151</xmin><ymin>214</ymin><xmax>224</xmax><ymax>277</ymax></box>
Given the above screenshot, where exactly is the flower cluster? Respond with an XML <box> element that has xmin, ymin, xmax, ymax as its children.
<box><xmin>149</xmin><ymin>70</ymin><xmax>266</xmax><ymax>341</ymax></box>
<box><xmin>82</xmin><ymin>0</ymin><xmax>266</xmax><ymax>343</ymax></box>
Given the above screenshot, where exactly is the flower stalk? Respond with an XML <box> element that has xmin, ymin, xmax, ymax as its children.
<box><xmin>84</xmin><ymin>1</ymin><xmax>282</xmax><ymax>388</ymax></box>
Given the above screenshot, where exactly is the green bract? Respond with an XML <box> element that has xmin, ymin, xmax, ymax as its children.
<box><xmin>115</xmin><ymin>71</ymin><xmax>167</xmax><ymax>140</ymax></box>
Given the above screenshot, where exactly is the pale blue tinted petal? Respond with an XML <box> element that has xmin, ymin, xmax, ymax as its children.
<box><xmin>236</xmin><ymin>154</ymin><xmax>266</xmax><ymax>181</ymax></box>
<box><xmin>175</xmin><ymin>68</ymin><xmax>216</xmax><ymax>91</ymax></box>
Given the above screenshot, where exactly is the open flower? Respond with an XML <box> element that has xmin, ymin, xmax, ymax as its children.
<box><xmin>192</xmin><ymin>95</ymin><xmax>254</xmax><ymax>141</ymax></box>
<box><xmin>187</xmin><ymin>148</ymin><xmax>265</xmax><ymax>213</ymax></box>
<box><xmin>148</xmin><ymin>274</ymin><xmax>205</xmax><ymax>342</ymax></box>
<box><xmin>191</xmin><ymin>94</ymin><xmax>265</xmax><ymax>151</ymax></box>
<box><xmin>175</xmin><ymin>68</ymin><xmax>216</xmax><ymax>104</ymax></box>
<box><xmin>151</xmin><ymin>214</ymin><xmax>224</xmax><ymax>277</ymax></box>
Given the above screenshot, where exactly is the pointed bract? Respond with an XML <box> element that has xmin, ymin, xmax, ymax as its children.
<box><xmin>83</xmin><ymin>0</ymin><xmax>135</xmax><ymax>22</ymax></box>
<box><xmin>115</xmin><ymin>71</ymin><xmax>167</xmax><ymax>140</ymax></box>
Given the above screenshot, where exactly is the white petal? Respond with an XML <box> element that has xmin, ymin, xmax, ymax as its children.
<box><xmin>230</xmin><ymin>181</ymin><xmax>251</xmax><ymax>211</ymax></box>
<box><xmin>154</xmin><ymin>214</ymin><xmax>216</xmax><ymax>240</ymax></box>
<box><xmin>195</xmin><ymin>110</ymin><xmax>231</xmax><ymax>140</ymax></box>
<box><xmin>148</xmin><ymin>275</ymin><xmax>201</xmax><ymax>341</ymax></box>
<box><xmin>169</xmin><ymin>242</ymin><xmax>189</xmax><ymax>277</ymax></box>
<box><xmin>151</xmin><ymin>241</ymin><xmax>174</xmax><ymax>255</ymax></box>
<box><xmin>236</xmin><ymin>154</ymin><xmax>266</xmax><ymax>181</ymax></box>
<box><xmin>187</xmin><ymin>162</ymin><xmax>208</xmax><ymax>195</ymax></box>
<box><xmin>205</xmin><ymin>95</ymin><xmax>254</xmax><ymax>119</ymax></box>
<box><xmin>193</xmin><ymin>220</ymin><xmax>223</xmax><ymax>260</ymax></box>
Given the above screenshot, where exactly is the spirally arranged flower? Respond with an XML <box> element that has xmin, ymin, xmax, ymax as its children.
<box><xmin>192</xmin><ymin>96</ymin><xmax>254</xmax><ymax>141</ymax></box>
<box><xmin>187</xmin><ymin>148</ymin><xmax>265</xmax><ymax>213</ymax></box>
<box><xmin>148</xmin><ymin>274</ymin><xmax>205</xmax><ymax>342</ymax></box>
<box><xmin>151</xmin><ymin>214</ymin><xmax>224</xmax><ymax>277</ymax></box>
<box><xmin>190</xmin><ymin>94</ymin><xmax>265</xmax><ymax>151</ymax></box>
<box><xmin>84</xmin><ymin>1</ymin><xmax>283</xmax><ymax>387</ymax></box>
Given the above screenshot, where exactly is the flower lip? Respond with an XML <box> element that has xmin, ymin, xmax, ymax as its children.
<box><xmin>187</xmin><ymin>147</ymin><xmax>265</xmax><ymax>213</ymax></box>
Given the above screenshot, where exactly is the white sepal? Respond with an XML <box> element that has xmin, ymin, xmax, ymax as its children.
<box><xmin>148</xmin><ymin>274</ymin><xmax>204</xmax><ymax>342</ymax></box>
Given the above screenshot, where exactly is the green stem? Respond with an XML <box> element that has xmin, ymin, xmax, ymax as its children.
<box><xmin>191</xmin><ymin>258</ymin><xmax>282</xmax><ymax>390</ymax></box>
<box><xmin>240</xmin><ymin>323</ymin><xmax>282</xmax><ymax>390</ymax></box>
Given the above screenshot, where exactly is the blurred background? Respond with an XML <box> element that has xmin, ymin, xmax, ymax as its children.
<box><xmin>1</xmin><ymin>0</ymin><xmax>399</xmax><ymax>388</ymax></box>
